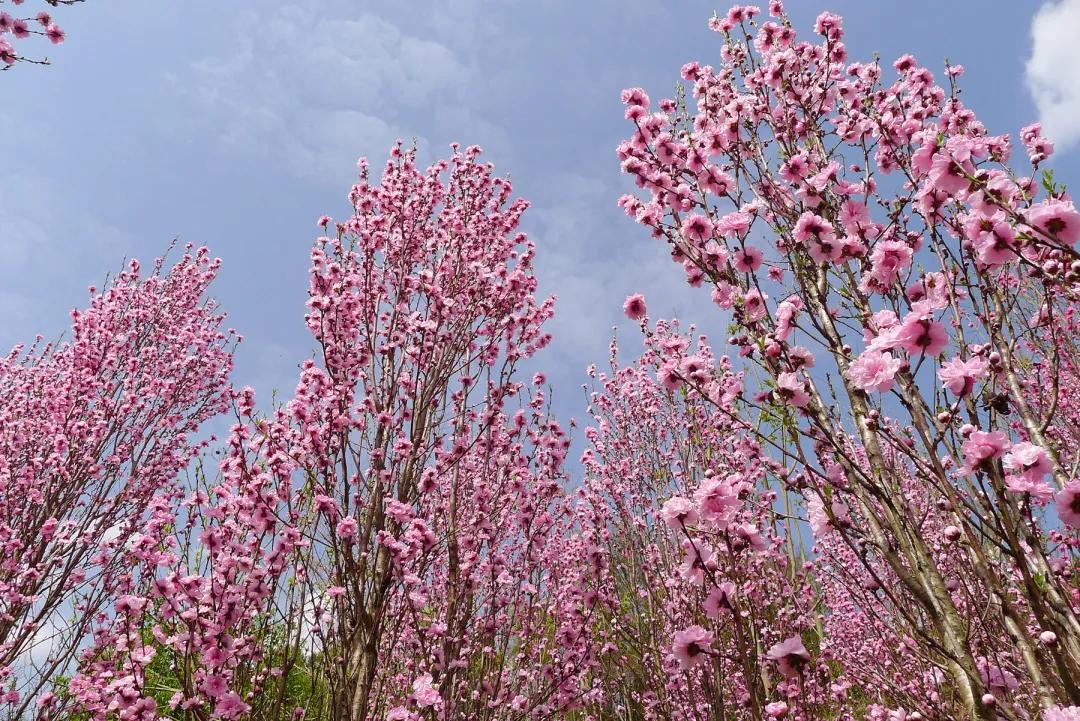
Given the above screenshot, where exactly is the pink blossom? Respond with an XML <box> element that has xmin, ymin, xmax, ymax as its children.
<box><xmin>672</xmin><ymin>625</ymin><xmax>714</xmax><ymax>670</ymax></box>
<box><xmin>695</xmin><ymin>476</ymin><xmax>742</xmax><ymax>529</ymax></box>
<box><xmin>965</xmin><ymin>213</ymin><xmax>1017</xmax><ymax>266</ymax></box>
<box><xmin>704</xmin><ymin>581</ymin><xmax>736</xmax><ymax>617</ymax></box>
<box><xmin>938</xmin><ymin>355</ymin><xmax>989</xmax><ymax>396</ymax></box>
<box><xmin>412</xmin><ymin>673</ymin><xmax>441</xmax><ymax>709</ymax></box>
<box><xmin>1002</xmin><ymin>442</ymin><xmax>1052</xmax><ymax>483</ymax></box>
<box><xmin>865</xmin><ymin>239</ymin><xmax>913</xmax><ymax>290</ymax></box>
<box><xmin>1026</xmin><ymin>199</ymin><xmax>1080</xmax><ymax>245</ymax></box>
<box><xmin>896</xmin><ymin>317</ymin><xmax>948</xmax><ymax>356</ymax></box>
<box><xmin>1055</xmin><ymin>482</ymin><xmax>1080</xmax><ymax>529</ymax></box>
<box><xmin>776</xmin><ymin>371</ymin><xmax>809</xmax><ymax>407</ymax></box>
<box><xmin>743</xmin><ymin>288</ymin><xmax>768</xmax><ymax>322</ymax></box>
<box><xmin>808</xmin><ymin>494</ymin><xmax>850</xmax><ymax>537</ymax></box>
<box><xmin>767</xmin><ymin>635</ymin><xmax>810</xmax><ymax>677</ymax></box>
<box><xmin>213</xmin><ymin>693</ymin><xmax>250</xmax><ymax>720</ymax></box>
<box><xmin>660</xmin><ymin>496</ymin><xmax>698</xmax><ymax>529</ymax></box>
<box><xmin>734</xmin><ymin>245</ymin><xmax>764</xmax><ymax>272</ymax></box>
<box><xmin>679</xmin><ymin>541</ymin><xmax>714</xmax><ymax>585</ymax></box>
<box><xmin>623</xmin><ymin>293</ymin><xmax>648</xmax><ymax>320</ymax></box>
<box><xmin>766</xmin><ymin>701</ymin><xmax>790</xmax><ymax>717</ymax></box>
<box><xmin>658</xmin><ymin>363</ymin><xmax>684</xmax><ymax>391</ymax></box>
<box><xmin>620</xmin><ymin>87</ymin><xmax>651</xmax><ymax>107</ymax></box>
<box><xmin>716</xmin><ymin>210</ymin><xmax>752</xmax><ymax>236</ymax></box>
<box><xmin>962</xmin><ymin>430</ymin><xmax>1010</xmax><ymax>473</ymax></box>
<box><xmin>336</xmin><ymin>515</ymin><xmax>358</xmax><ymax>539</ymax></box>
<box><xmin>848</xmin><ymin>350</ymin><xmax>902</xmax><ymax>393</ymax></box>
<box><xmin>774</xmin><ymin>298</ymin><xmax>802</xmax><ymax>341</ymax></box>
<box><xmin>794</xmin><ymin>212</ymin><xmax>841</xmax><ymax>263</ymax></box>
<box><xmin>683</xmin><ymin>213</ymin><xmax>714</xmax><ymax>242</ymax></box>
<box><xmin>1004</xmin><ymin>475</ymin><xmax>1053</xmax><ymax>503</ymax></box>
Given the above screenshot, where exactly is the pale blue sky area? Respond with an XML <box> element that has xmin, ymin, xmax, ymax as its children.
<box><xmin>3</xmin><ymin>0</ymin><xmax>1078</xmax><ymax>425</ymax></box>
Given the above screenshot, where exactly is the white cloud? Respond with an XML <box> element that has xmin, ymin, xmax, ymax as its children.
<box><xmin>1026</xmin><ymin>0</ymin><xmax>1080</xmax><ymax>152</ymax></box>
<box><xmin>176</xmin><ymin>2</ymin><xmax>477</xmax><ymax>182</ymax></box>
<box><xmin>529</xmin><ymin>173</ymin><xmax>713</xmax><ymax>380</ymax></box>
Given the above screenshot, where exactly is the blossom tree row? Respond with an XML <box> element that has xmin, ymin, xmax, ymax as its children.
<box><xmin>1</xmin><ymin>3</ymin><xmax>1078</xmax><ymax>721</ymax></box>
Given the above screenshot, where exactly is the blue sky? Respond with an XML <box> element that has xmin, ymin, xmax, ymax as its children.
<box><xmin>3</xmin><ymin>0</ymin><xmax>1079</xmax><ymax>425</ymax></box>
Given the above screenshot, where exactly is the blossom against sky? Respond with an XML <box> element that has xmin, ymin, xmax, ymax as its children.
<box><xmin>2</xmin><ymin>0</ymin><xmax>1077</xmax><ymax>418</ymax></box>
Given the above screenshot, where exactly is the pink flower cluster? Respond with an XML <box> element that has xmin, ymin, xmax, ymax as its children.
<box><xmin>4</xmin><ymin>4</ymin><xmax>1080</xmax><ymax>721</ymax></box>
<box><xmin>0</xmin><ymin>0</ymin><xmax>71</xmax><ymax>68</ymax></box>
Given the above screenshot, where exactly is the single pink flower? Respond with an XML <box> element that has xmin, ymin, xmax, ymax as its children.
<box><xmin>679</xmin><ymin>541</ymin><xmax>714</xmax><ymax>586</ymax></box>
<box><xmin>717</xmin><ymin>210</ymin><xmax>752</xmax><ymax>236</ymax></box>
<box><xmin>1003</xmin><ymin>442</ymin><xmax>1052</xmax><ymax>482</ymax></box>
<box><xmin>865</xmin><ymin>239</ymin><xmax>913</xmax><ymax>291</ymax></box>
<box><xmin>695</xmin><ymin>477</ymin><xmax>741</xmax><ymax>529</ymax></box>
<box><xmin>775</xmin><ymin>371</ymin><xmax>809</xmax><ymax>407</ymax></box>
<box><xmin>962</xmin><ymin>430</ymin><xmax>1010</xmax><ymax>474</ymax></box>
<box><xmin>765</xmin><ymin>701</ymin><xmax>790</xmax><ymax>718</ymax></box>
<box><xmin>767</xmin><ymin>635</ymin><xmax>810</xmax><ymax>677</ymax></box>
<box><xmin>848</xmin><ymin>350</ymin><xmax>902</xmax><ymax>393</ymax></box>
<box><xmin>660</xmin><ymin>496</ymin><xmax>698</xmax><ymax>529</ymax></box>
<box><xmin>336</xmin><ymin>515</ymin><xmax>358</xmax><ymax>540</ymax></box>
<box><xmin>683</xmin><ymin>213</ymin><xmax>714</xmax><ymax>242</ymax></box>
<box><xmin>704</xmin><ymin>581</ymin><xmax>736</xmax><ymax>618</ymax></box>
<box><xmin>733</xmin><ymin>245</ymin><xmax>763</xmax><ymax>272</ymax></box>
<box><xmin>1026</xmin><ymin>199</ymin><xmax>1080</xmax><ymax>245</ymax></box>
<box><xmin>743</xmin><ymin>289</ymin><xmax>768</xmax><ymax>322</ymax></box>
<box><xmin>412</xmin><ymin>673</ymin><xmax>441</xmax><ymax>709</ymax></box>
<box><xmin>896</xmin><ymin>317</ymin><xmax>948</xmax><ymax>356</ymax></box>
<box><xmin>774</xmin><ymin>298</ymin><xmax>802</xmax><ymax>341</ymax></box>
<box><xmin>213</xmin><ymin>693</ymin><xmax>250</xmax><ymax>720</ymax></box>
<box><xmin>672</xmin><ymin>625</ymin><xmax>714</xmax><ymax>670</ymax></box>
<box><xmin>938</xmin><ymin>355</ymin><xmax>989</xmax><ymax>396</ymax></box>
<box><xmin>623</xmin><ymin>293</ymin><xmax>647</xmax><ymax>320</ymax></box>
<box><xmin>1004</xmin><ymin>474</ymin><xmax>1054</xmax><ymax>503</ymax></box>
<box><xmin>658</xmin><ymin>363</ymin><xmax>683</xmax><ymax>391</ymax></box>
<box><xmin>1055</xmin><ymin>482</ymin><xmax>1080</xmax><ymax>529</ymax></box>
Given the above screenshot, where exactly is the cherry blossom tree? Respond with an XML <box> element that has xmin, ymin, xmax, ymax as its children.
<box><xmin>66</xmin><ymin>145</ymin><xmax>598</xmax><ymax>721</ymax></box>
<box><xmin>0</xmin><ymin>247</ymin><xmax>234</xmax><ymax>720</ymax></box>
<box><xmin>284</xmin><ymin>144</ymin><xmax>593</xmax><ymax>720</ymax></box>
<box><xmin>615</xmin><ymin>3</ymin><xmax>1080</xmax><ymax>718</ymax></box>
<box><xmin>574</xmin><ymin>322</ymin><xmax>840</xmax><ymax>720</ymax></box>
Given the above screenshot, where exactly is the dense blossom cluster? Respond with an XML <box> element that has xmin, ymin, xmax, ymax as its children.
<box><xmin>573</xmin><ymin>324</ymin><xmax>833</xmax><ymax>719</ymax></box>
<box><xmin>3</xmin><ymin>3</ymin><xmax>1080</xmax><ymax>721</ymax></box>
<box><xmin>614</xmin><ymin>2</ymin><xmax>1080</xmax><ymax>719</ymax></box>
<box><xmin>0</xmin><ymin>0</ymin><xmax>75</xmax><ymax>68</ymax></box>
<box><xmin>0</xmin><ymin>248</ymin><xmax>234</xmax><ymax>719</ymax></box>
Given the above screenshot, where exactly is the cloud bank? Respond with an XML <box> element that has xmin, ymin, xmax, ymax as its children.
<box><xmin>1026</xmin><ymin>0</ymin><xmax>1080</xmax><ymax>152</ymax></box>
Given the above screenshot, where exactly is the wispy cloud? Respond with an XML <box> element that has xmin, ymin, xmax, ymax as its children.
<box><xmin>1026</xmin><ymin>0</ymin><xmax>1080</xmax><ymax>152</ymax></box>
<box><xmin>529</xmin><ymin>172</ymin><xmax>712</xmax><ymax>380</ymax></box>
<box><xmin>176</xmin><ymin>3</ymin><xmax>480</xmax><ymax>182</ymax></box>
